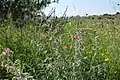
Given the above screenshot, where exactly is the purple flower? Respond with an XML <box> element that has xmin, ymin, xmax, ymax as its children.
<box><xmin>2</xmin><ymin>48</ymin><xmax>11</xmax><ymax>54</ymax></box>
<box><xmin>54</xmin><ymin>25</ymin><xmax>61</xmax><ymax>32</ymax></box>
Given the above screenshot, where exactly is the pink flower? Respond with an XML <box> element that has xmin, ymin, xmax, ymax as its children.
<box><xmin>70</xmin><ymin>44</ymin><xmax>73</xmax><ymax>49</ymax></box>
<box><xmin>63</xmin><ymin>45</ymin><xmax>67</xmax><ymax>49</ymax></box>
<box><xmin>54</xmin><ymin>25</ymin><xmax>61</xmax><ymax>31</ymax></box>
<box><xmin>50</xmin><ymin>16</ymin><xmax>54</xmax><ymax>20</ymax></box>
<box><xmin>2</xmin><ymin>48</ymin><xmax>11</xmax><ymax>54</ymax></box>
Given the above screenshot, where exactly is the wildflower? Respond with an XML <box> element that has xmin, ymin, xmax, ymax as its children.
<box><xmin>101</xmin><ymin>53</ymin><xmax>104</xmax><ymax>57</ymax></box>
<box><xmin>63</xmin><ymin>45</ymin><xmax>67</xmax><ymax>49</ymax></box>
<box><xmin>70</xmin><ymin>44</ymin><xmax>73</xmax><ymax>49</ymax></box>
<box><xmin>105</xmin><ymin>58</ymin><xmax>109</xmax><ymax>62</ymax></box>
<box><xmin>2</xmin><ymin>48</ymin><xmax>11</xmax><ymax>54</ymax></box>
<box><xmin>70</xmin><ymin>34</ymin><xmax>77</xmax><ymax>39</ymax></box>
<box><xmin>50</xmin><ymin>16</ymin><xmax>54</xmax><ymax>20</ymax></box>
<box><xmin>54</xmin><ymin>25</ymin><xmax>61</xmax><ymax>31</ymax></box>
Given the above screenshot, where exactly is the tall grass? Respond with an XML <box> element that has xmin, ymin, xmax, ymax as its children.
<box><xmin>0</xmin><ymin>15</ymin><xmax>120</xmax><ymax>80</ymax></box>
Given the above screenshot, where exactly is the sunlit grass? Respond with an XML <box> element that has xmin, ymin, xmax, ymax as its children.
<box><xmin>0</xmin><ymin>15</ymin><xmax>120</xmax><ymax>79</ymax></box>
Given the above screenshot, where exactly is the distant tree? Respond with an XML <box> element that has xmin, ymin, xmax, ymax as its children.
<box><xmin>116</xmin><ymin>12</ymin><xmax>120</xmax><ymax>15</ymax></box>
<box><xmin>75</xmin><ymin>15</ymin><xmax>80</xmax><ymax>17</ymax></box>
<box><xmin>98</xmin><ymin>17</ymin><xmax>102</xmax><ymax>20</ymax></box>
<box><xmin>88</xmin><ymin>16</ymin><xmax>95</xmax><ymax>19</ymax></box>
<box><xmin>103</xmin><ymin>13</ymin><xmax>111</xmax><ymax>16</ymax></box>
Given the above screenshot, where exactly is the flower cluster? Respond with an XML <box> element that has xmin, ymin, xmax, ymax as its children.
<box><xmin>0</xmin><ymin>48</ymin><xmax>13</xmax><ymax>68</ymax></box>
<box><xmin>2</xmin><ymin>48</ymin><xmax>11</xmax><ymax>54</ymax></box>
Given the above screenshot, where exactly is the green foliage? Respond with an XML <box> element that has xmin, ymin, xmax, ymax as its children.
<box><xmin>0</xmin><ymin>14</ymin><xmax>120</xmax><ymax>79</ymax></box>
<box><xmin>0</xmin><ymin>0</ymin><xmax>59</xmax><ymax>23</ymax></box>
<box><xmin>0</xmin><ymin>48</ymin><xmax>35</xmax><ymax>79</ymax></box>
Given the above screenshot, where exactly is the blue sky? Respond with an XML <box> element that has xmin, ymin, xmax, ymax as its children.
<box><xmin>43</xmin><ymin>0</ymin><xmax>120</xmax><ymax>16</ymax></box>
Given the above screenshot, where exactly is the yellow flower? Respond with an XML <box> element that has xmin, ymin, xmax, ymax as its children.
<box><xmin>101</xmin><ymin>53</ymin><xmax>104</xmax><ymax>57</ymax></box>
<box><xmin>105</xmin><ymin>58</ymin><xmax>109</xmax><ymax>62</ymax></box>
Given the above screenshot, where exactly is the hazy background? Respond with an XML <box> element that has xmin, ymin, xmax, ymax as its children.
<box><xmin>44</xmin><ymin>0</ymin><xmax>120</xmax><ymax>17</ymax></box>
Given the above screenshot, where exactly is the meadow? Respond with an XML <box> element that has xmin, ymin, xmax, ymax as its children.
<box><xmin>0</xmin><ymin>14</ymin><xmax>120</xmax><ymax>80</ymax></box>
